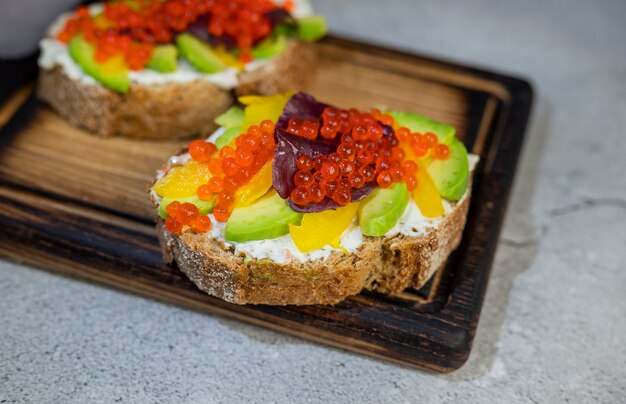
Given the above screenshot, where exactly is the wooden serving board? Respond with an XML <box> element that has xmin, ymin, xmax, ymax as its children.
<box><xmin>0</xmin><ymin>36</ymin><xmax>532</xmax><ymax>372</ymax></box>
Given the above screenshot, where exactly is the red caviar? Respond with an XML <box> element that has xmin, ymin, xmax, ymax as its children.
<box><xmin>57</xmin><ymin>0</ymin><xmax>291</xmax><ymax>69</ymax></box>
<box><xmin>167</xmin><ymin>105</ymin><xmax>450</xmax><ymax>232</ymax></box>
<box><xmin>173</xmin><ymin>202</ymin><xmax>199</xmax><ymax>225</ymax></box>
<box><xmin>398</xmin><ymin>128</ymin><xmax>451</xmax><ymax>161</ymax></box>
<box><xmin>164</xmin><ymin>200</ymin><xmax>181</xmax><ymax>216</ymax></box>
<box><xmin>196</xmin><ymin>184</ymin><xmax>214</xmax><ymax>201</ymax></box>
<box><xmin>192</xmin><ymin>214</ymin><xmax>213</xmax><ymax>232</ymax></box>
<box><xmin>434</xmin><ymin>143</ymin><xmax>451</xmax><ymax>159</ymax></box>
<box><xmin>165</xmin><ymin>205</ymin><xmax>212</xmax><ymax>235</ymax></box>
<box><xmin>288</xmin><ymin>107</ymin><xmax>419</xmax><ymax>206</ymax></box>
<box><xmin>189</xmin><ymin>140</ymin><xmax>217</xmax><ymax>162</ymax></box>
<box><xmin>186</xmin><ymin>119</ymin><xmax>275</xmax><ymax>223</ymax></box>
<box><xmin>213</xmin><ymin>207</ymin><xmax>230</xmax><ymax>223</ymax></box>
<box><xmin>165</xmin><ymin>217</ymin><xmax>183</xmax><ymax>234</ymax></box>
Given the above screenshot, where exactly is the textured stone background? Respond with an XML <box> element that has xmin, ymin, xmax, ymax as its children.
<box><xmin>1</xmin><ymin>0</ymin><xmax>625</xmax><ymax>403</ymax></box>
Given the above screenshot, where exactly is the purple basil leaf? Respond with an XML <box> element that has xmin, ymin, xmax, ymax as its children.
<box><xmin>274</xmin><ymin>92</ymin><xmax>379</xmax><ymax>212</ymax></box>
<box><xmin>381</xmin><ymin>123</ymin><xmax>395</xmax><ymax>138</ymax></box>
<box><xmin>276</xmin><ymin>92</ymin><xmax>331</xmax><ymax>131</ymax></box>
<box><xmin>351</xmin><ymin>184</ymin><xmax>375</xmax><ymax>202</ymax></box>
<box><xmin>209</xmin><ymin>34</ymin><xmax>237</xmax><ymax>50</ymax></box>
<box><xmin>185</xmin><ymin>16</ymin><xmax>210</xmax><ymax>42</ymax></box>
<box><xmin>288</xmin><ymin>183</ymin><xmax>374</xmax><ymax>213</ymax></box>
<box><xmin>186</xmin><ymin>16</ymin><xmax>237</xmax><ymax>50</ymax></box>
<box><xmin>273</xmin><ymin>129</ymin><xmax>334</xmax><ymax>199</ymax></box>
<box><xmin>265</xmin><ymin>9</ymin><xmax>292</xmax><ymax>28</ymax></box>
<box><xmin>288</xmin><ymin>198</ymin><xmax>336</xmax><ymax>212</ymax></box>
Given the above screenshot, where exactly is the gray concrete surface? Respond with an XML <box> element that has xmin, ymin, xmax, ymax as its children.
<box><xmin>1</xmin><ymin>0</ymin><xmax>626</xmax><ymax>402</ymax></box>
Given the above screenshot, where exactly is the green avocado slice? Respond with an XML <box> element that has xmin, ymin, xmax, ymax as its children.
<box><xmin>215</xmin><ymin>106</ymin><xmax>244</xmax><ymax>129</ymax></box>
<box><xmin>215</xmin><ymin>126</ymin><xmax>242</xmax><ymax>150</ymax></box>
<box><xmin>252</xmin><ymin>34</ymin><xmax>287</xmax><ymax>59</ymax></box>
<box><xmin>68</xmin><ymin>34</ymin><xmax>130</xmax><ymax>92</ymax></box>
<box><xmin>146</xmin><ymin>45</ymin><xmax>178</xmax><ymax>73</ymax></box>
<box><xmin>297</xmin><ymin>15</ymin><xmax>327</xmax><ymax>41</ymax></box>
<box><xmin>358</xmin><ymin>182</ymin><xmax>410</xmax><ymax>237</ymax></box>
<box><xmin>213</xmin><ymin>107</ymin><xmax>245</xmax><ymax>150</ymax></box>
<box><xmin>176</xmin><ymin>33</ymin><xmax>225</xmax><ymax>74</ymax></box>
<box><xmin>225</xmin><ymin>191</ymin><xmax>303</xmax><ymax>242</ymax></box>
<box><xmin>427</xmin><ymin>138</ymin><xmax>469</xmax><ymax>201</ymax></box>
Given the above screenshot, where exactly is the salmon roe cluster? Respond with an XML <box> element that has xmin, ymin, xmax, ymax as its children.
<box><xmin>57</xmin><ymin>0</ymin><xmax>291</xmax><ymax>69</ymax></box>
<box><xmin>190</xmin><ymin>120</ymin><xmax>276</xmax><ymax>222</ymax></box>
<box><xmin>164</xmin><ymin>201</ymin><xmax>213</xmax><ymax>235</ymax></box>
<box><xmin>395</xmin><ymin>127</ymin><xmax>450</xmax><ymax>159</ymax></box>
<box><xmin>94</xmin><ymin>32</ymin><xmax>154</xmax><ymax>69</ymax></box>
<box><xmin>207</xmin><ymin>0</ymin><xmax>291</xmax><ymax>63</ymax></box>
<box><xmin>287</xmin><ymin>108</ymin><xmax>420</xmax><ymax>207</ymax></box>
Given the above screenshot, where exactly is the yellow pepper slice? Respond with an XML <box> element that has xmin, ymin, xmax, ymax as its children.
<box><xmin>93</xmin><ymin>14</ymin><xmax>113</xmax><ymax>30</ymax></box>
<box><xmin>239</xmin><ymin>92</ymin><xmax>294</xmax><ymax>131</ymax></box>
<box><xmin>398</xmin><ymin>139</ymin><xmax>444</xmax><ymax>218</ymax></box>
<box><xmin>412</xmin><ymin>162</ymin><xmax>444</xmax><ymax>218</ymax></box>
<box><xmin>234</xmin><ymin>161</ymin><xmax>273</xmax><ymax>207</ymax></box>
<box><xmin>399</xmin><ymin>141</ymin><xmax>435</xmax><ymax>166</ymax></box>
<box><xmin>289</xmin><ymin>202</ymin><xmax>360</xmax><ymax>252</ymax></box>
<box><xmin>100</xmin><ymin>53</ymin><xmax>128</xmax><ymax>75</ymax></box>
<box><xmin>151</xmin><ymin>160</ymin><xmax>211</xmax><ymax>199</ymax></box>
<box><xmin>213</xmin><ymin>46</ymin><xmax>244</xmax><ymax>71</ymax></box>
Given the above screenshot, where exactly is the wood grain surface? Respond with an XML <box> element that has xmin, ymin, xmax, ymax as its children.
<box><xmin>0</xmin><ymin>36</ymin><xmax>532</xmax><ymax>372</ymax></box>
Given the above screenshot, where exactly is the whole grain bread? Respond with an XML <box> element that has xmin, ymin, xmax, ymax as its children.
<box><xmin>37</xmin><ymin>41</ymin><xmax>316</xmax><ymax>139</ymax></box>
<box><xmin>155</xmin><ymin>184</ymin><xmax>472</xmax><ymax>306</ymax></box>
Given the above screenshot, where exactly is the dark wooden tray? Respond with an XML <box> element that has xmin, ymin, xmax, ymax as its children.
<box><xmin>0</xmin><ymin>36</ymin><xmax>532</xmax><ymax>372</ymax></box>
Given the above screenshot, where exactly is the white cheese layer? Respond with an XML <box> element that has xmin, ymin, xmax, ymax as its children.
<box><xmin>218</xmin><ymin>154</ymin><xmax>479</xmax><ymax>264</ymax></box>
<box><xmin>38</xmin><ymin>0</ymin><xmax>313</xmax><ymax>89</ymax></box>
<box><xmin>154</xmin><ymin>131</ymin><xmax>479</xmax><ymax>264</ymax></box>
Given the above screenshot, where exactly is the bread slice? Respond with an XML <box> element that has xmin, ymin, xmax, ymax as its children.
<box><xmin>37</xmin><ymin>41</ymin><xmax>316</xmax><ymax>139</ymax></box>
<box><xmin>155</xmin><ymin>177</ymin><xmax>473</xmax><ymax>306</ymax></box>
<box><xmin>236</xmin><ymin>42</ymin><xmax>316</xmax><ymax>96</ymax></box>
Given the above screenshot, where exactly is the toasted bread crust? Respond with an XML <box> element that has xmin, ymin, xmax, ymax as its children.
<box><xmin>38</xmin><ymin>66</ymin><xmax>232</xmax><ymax>139</ymax></box>
<box><xmin>157</xmin><ymin>189</ymin><xmax>471</xmax><ymax>306</ymax></box>
<box><xmin>37</xmin><ymin>41</ymin><xmax>316</xmax><ymax>139</ymax></box>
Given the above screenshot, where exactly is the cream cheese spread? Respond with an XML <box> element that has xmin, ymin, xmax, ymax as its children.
<box><xmin>154</xmin><ymin>131</ymin><xmax>479</xmax><ymax>264</ymax></box>
<box><xmin>219</xmin><ymin>155</ymin><xmax>477</xmax><ymax>264</ymax></box>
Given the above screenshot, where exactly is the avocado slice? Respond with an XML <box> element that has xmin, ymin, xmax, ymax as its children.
<box><xmin>358</xmin><ymin>182</ymin><xmax>409</xmax><ymax>237</ymax></box>
<box><xmin>158</xmin><ymin>195</ymin><xmax>216</xmax><ymax>219</ymax></box>
<box><xmin>214</xmin><ymin>106</ymin><xmax>244</xmax><ymax>149</ymax></box>
<box><xmin>252</xmin><ymin>34</ymin><xmax>287</xmax><ymax>59</ymax></box>
<box><xmin>297</xmin><ymin>16</ymin><xmax>327</xmax><ymax>41</ymax></box>
<box><xmin>274</xmin><ymin>23</ymin><xmax>297</xmax><ymax>38</ymax></box>
<box><xmin>225</xmin><ymin>191</ymin><xmax>303</xmax><ymax>242</ymax></box>
<box><xmin>68</xmin><ymin>34</ymin><xmax>130</xmax><ymax>92</ymax></box>
<box><xmin>215</xmin><ymin>126</ymin><xmax>242</xmax><ymax>150</ymax></box>
<box><xmin>176</xmin><ymin>33</ymin><xmax>225</xmax><ymax>74</ymax></box>
<box><xmin>427</xmin><ymin>138</ymin><xmax>469</xmax><ymax>201</ymax></box>
<box><xmin>387</xmin><ymin>111</ymin><xmax>456</xmax><ymax>145</ymax></box>
<box><xmin>146</xmin><ymin>45</ymin><xmax>178</xmax><ymax>73</ymax></box>
<box><xmin>215</xmin><ymin>106</ymin><xmax>244</xmax><ymax>129</ymax></box>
